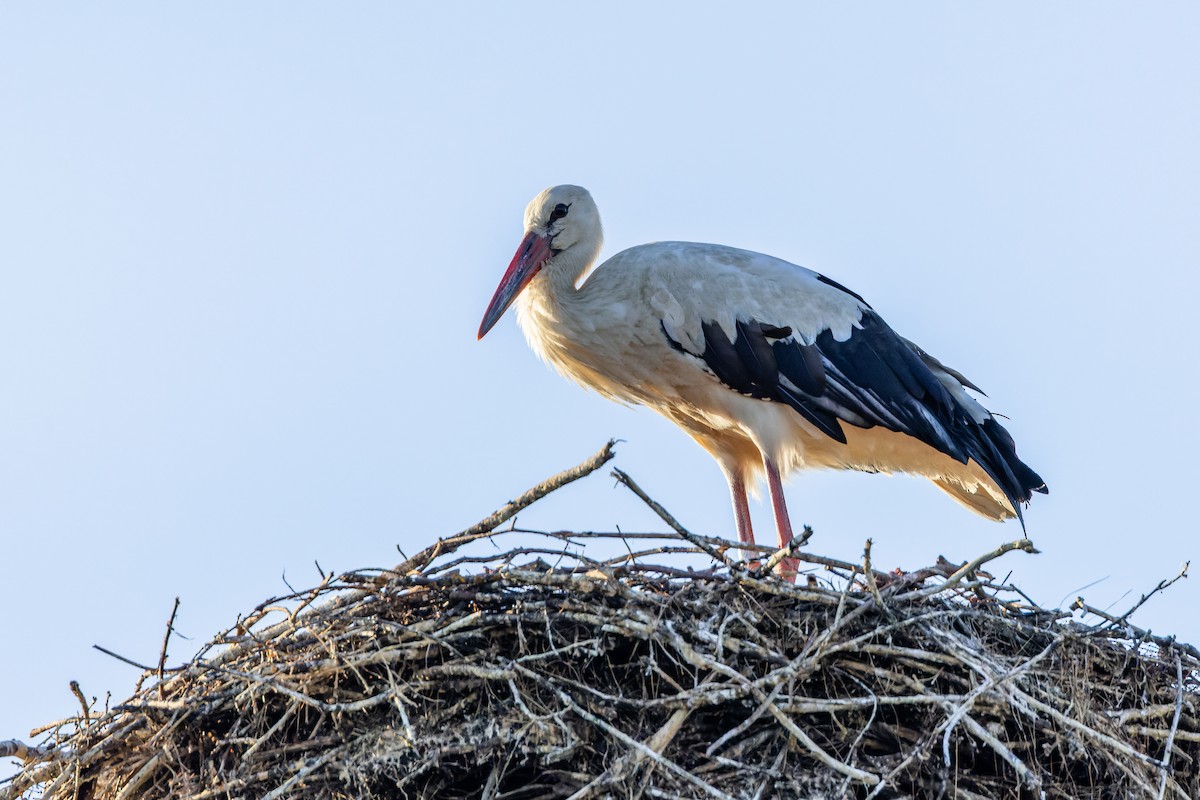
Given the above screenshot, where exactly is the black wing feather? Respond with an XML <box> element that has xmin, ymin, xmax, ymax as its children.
<box><xmin>661</xmin><ymin>310</ymin><xmax>1046</xmax><ymax>518</ymax></box>
<box><xmin>773</xmin><ymin>337</ymin><xmax>826</xmax><ymax>396</ymax></box>
<box><xmin>680</xmin><ymin>320</ymin><xmax>847</xmax><ymax>442</ymax></box>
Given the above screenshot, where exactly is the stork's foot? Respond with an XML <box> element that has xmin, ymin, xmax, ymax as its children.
<box><xmin>744</xmin><ymin>557</ymin><xmax>798</xmax><ymax>582</ymax></box>
<box><xmin>775</xmin><ymin>530</ymin><xmax>801</xmax><ymax>583</ymax></box>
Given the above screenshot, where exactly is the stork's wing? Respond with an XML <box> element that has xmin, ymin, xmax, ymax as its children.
<box><xmin>661</xmin><ymin>297</ymin><xmax>1047</xmax><ymax>517</ymax></box>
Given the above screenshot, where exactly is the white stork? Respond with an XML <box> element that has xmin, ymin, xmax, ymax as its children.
<box><xmin>478</xmin><ymin>185</ymin><xmax>1046</xmax><ymax>575</ymax></box>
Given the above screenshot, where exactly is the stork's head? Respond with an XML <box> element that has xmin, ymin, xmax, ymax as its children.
<box><xmin>478</xmin><ymin>185</ymin><xmax>602</xmax><ymax>339</ymax></box>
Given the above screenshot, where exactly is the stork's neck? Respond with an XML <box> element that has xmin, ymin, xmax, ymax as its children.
<box><xmin>514</xmin><ymin>241</ymin><xmax>602</xmax><ymax>350</ymax></box>
<box><xmin>553</xmin><ymin>240</ymin><xmax>602</xmax><ymax>295</ymax></box>
<box><xmin>522</xmin><ymin>241</ymin><xmax>599</xmax><ymax>311</ymax></box>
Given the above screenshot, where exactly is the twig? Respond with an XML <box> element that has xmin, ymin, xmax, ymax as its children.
<box><xmin>461</xmin><ymin>440</ymin><xmax>618</xmax><ymax>539</ymax></box>
<box><xmin>0</xmin><ymin>740</ymin><xmax>54</xmax><ymax>762</ymax></box>
<box><xmin>157</xmin><ymin>597</ymin><xmax>181</xmax><ymax>700</ymax></box>
<box><xmin>763</xmin><ymin>701</ymin><xmax>880</xmax><ymax>785</ymax></box>
<box><xmin>203</xmin><ymin>442</ymin><xmax>621</xmax><ymax>669</ymax></box>
<box><xmin>380</xmin><ymin>440</ymin><xmax>620</xmax><ymax>582</ymax></box>
<box><xmin>260</xmin><ymin>746</ymin><xmax>345</xmax><ymax>800</ymax></box>
<box><xmin>958</xmin><ymin>713</ymin><xmax>1043</xmax><ymax>795</ymax></box>
<box><xmin>568</xmin><ymin>707</ymin><xmax>693</xmax><ymax>800</ymax></box>
<box><xmin>557</xmin><ymin>690</ymin><xmax>736</xmax><ymax>800</ymax></box>
<box><xmin>198</xmin><ymin>664</ymin><xmax>398</xmax><ymax>714</ymax></box>
<box><xmin>1118</xmin><ymin>562</ymin><xmax>1190</xmax><ymax>629</ymax></box>
<box><xmin>1129</xmin><ymin>727</ymin><xmax>1200</xmax><ymax>744</ymax></box>
<box><xmin>92</xmin><ymin>645</ymin><xmax>157</xmax><ymax>672</ymax></box>
<box><xmin>1072</xmin><ymin>599</ymin><xmax>1200</xmax><ymax>661</ymax></box>
<box><xmin>797</xmin><ymin>548</ymin><xmax>892</xmax><ymax>583</ymax></box>
<box><xmin>243</xmin><ymin>703</ymin><xmax>298</xmax><ymax>759</ymax></box>
<box><xmin>611</xmin><ymin>468</ymin><xmax>736</xmax><ymax>570</ymax></box>
<box><xmin>113</xmin><ymin>753</ymin><xmax>163</xmax><ymax>800</ymax></box>
<box><xmin>1009</xmin><ymin>685</ymin><xmax>1168</xmax><ymax>770</ymax></box>
<box><xmin>757</xmin><ymin>526</ymin><xmax>814</xmax><ymax>576</ymax></box>
<box><xmin>862</xmin><ymin>538</ymin><xmax>886</xmax><ymax>610</ymax></box>
<box><xmin>751</xmin><ymin>745</ymin><xmax>787</xmax><ymax>800</ymax></box>
<box><xmin>1157</xmin><ymin>653</ymin><xmax>1185</xmax><ymax>800</ymax></box>
<box><xmin>940</xmin><ymin>635</ymin><xmax>1058</xmax><ymax>785</ymax></box>
<box><xmin>706</xmin><ymin>685</ymin><xmax>783</xmax><ymax>757</ymax></box>
<box><xmin>69</xmin><ymin>681</ymin><xmax>90</xmax><ymax>725</ymax></box>
<box><xmin>906</xmin><ymin>539</ymin><xmax>1039</xmax><ymax>599</ymax></box>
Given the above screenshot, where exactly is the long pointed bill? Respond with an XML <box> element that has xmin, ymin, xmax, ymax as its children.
<box><xmin>477</xmin><ymin>231</ymin><xmax>553</xmax><ymax>339</ymax></box>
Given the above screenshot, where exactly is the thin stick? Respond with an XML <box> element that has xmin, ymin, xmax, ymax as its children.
<box><xmin>205</xmin><ymin>442</ymin><xmax>620</xmax><ymax>668</ymax></box>
<box><xmin>751</xmin><ymin>745</ymin><xmax>788</xmax><ymax>800</ymax></box>
<box><xmin>940</xmin><ymin>635</ymin><xmax>1059</xmax><ymax>777</ymax></box>
<box><xmin>706</xmin><ymin>685</ymin><xmax>783</xmax><ymax>757</ymax></box>
<box><xmin>69</xmin><ymin>681</ymin><xmax>90</xmax><ymax>725</ymax></box>
<box><xmin>458</xmin><ymin>439</ymin><xmax>618</xmax><ymax>539</ymax></box>
<box><xmin>906</xmin><ymin>539</ymin><xmax>1038</xmax><ymax>600</ymax></box>
<box><xmin>113</xmin><ymin>753</ymin><xmax>163</xmax><ymax>800</ymax></box>
<box><xmin>1157</xmin><ymin>653</ymin><xmax>1185</xmax><ymax>800</ymax></box>
<box><xmin>611</xmin><ymin>468</ymin><xmax>735</xmax><ymax>570</ymax></box>
<box><xmin>557</xmin><ymin>690</ymin><xmax>736</xmax><ymax>800</ymax></box>
<box><xmin>378</xmin><ymin>440</ymin><xmax>619</xmax><ymax>581</ymax></box>
<box><xmin>763</xmin><ymin>701</ymin><xmax>880</xmax><ymax>785</ymax></box>
<box><xmin>1010</xmin><ymin>685</ymin><xmax>1168</xmax><ymax>770</ymax></box>
<box><xmin>758</xmin><ymin>526</ymin><xmax>814</xmax><ymax>576</ymax></box>
<box><xmin>1130</xmin><ymin>727</ymin><xmax>1200</xmax><ymax>744</ymax></box>
<box><xmin>796</xmin><ymin>548</ymin><xmax>891</xmax><ymax>583</ymax></box>
<box><xmin>260</xmin><ymin>746</ymin><xmax>344</xmax><ymax>800</ymax></box>
<box><xmin>1118</xmin><ymin>562</ymin><xmax>1190</xmax><ymax>629</ymax></box>
<box><xmin>862</xmin><ymin>538</ymin><xmax>886</xmax><ymax>610</ymax></box>
<box><xmin>568</xmin><ymin>707</ymin><xmax>693</xmax><ymax>800</ymax></box>
<box><xmin>1072</xmin><ymin>599</ymin><xmax>1200</xmax><ymax>661</ymax></box>
<box><xmin>959</xmin><ymin>713</ymin><xmax>1042</xmax><ymax>793</ymax></box>
<box><xmin>92</xmin><ymin>645</ymin><xmax>156</xmax><ymax>672</ymax></box>
<box><xmin>157</xmin><ymin>597</ymin><xmax>181</xmax><ymax>700</ymax></box>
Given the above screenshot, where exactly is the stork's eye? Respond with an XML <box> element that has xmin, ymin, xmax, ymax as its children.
<box><xmin>549</xmin><ymin>203</ymin><xmax>570</xmax><ymax>222</ymax></box>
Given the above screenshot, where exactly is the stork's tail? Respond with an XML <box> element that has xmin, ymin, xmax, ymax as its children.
<box><xmin>931</xmin><ymin>478</ymin><xmax>1010</xmax><ymax>521</ymax></box>
<box><xmin>959</xmin><ymin>417</ymin><xmax>1048</xmax><ymax>527</ymax></box>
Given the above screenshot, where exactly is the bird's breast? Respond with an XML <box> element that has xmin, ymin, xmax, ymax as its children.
<box><xmin>514</xmin><ymin>279</ymin><xmax>664</xmax><ymax>405</ymax></box>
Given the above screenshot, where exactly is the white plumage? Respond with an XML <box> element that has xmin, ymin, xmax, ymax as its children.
<box><xmin>479</xmin><ymin>185</ymin><xmax>1046</xmax><ymax>576</ymax></box>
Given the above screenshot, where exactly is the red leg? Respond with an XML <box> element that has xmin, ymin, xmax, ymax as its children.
<box><xmin>727</xmin><ymin>469</ymin><xmax>763</xmax><ymax>569</ymax></box>
<box><xmin>764</xmin><ymin>457</ymin><xmax>799</xmax><ymax>582</ymax></box>
<box><xmin>728</xmin><ymin>469</ymin><xmax>754</xmax><ymax>545</ymax></box>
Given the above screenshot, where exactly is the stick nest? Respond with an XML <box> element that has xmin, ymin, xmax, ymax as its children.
<box><xmin>4</xmin><ymin>444</ymin><xmax>1198</xmax><ymax>799</ymax></box>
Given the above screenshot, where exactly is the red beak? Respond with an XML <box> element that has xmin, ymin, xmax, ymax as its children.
<box><xmin>478</xmin><ymin>231</ymin><xmax>553</xmax><ymax>339</ymax></box>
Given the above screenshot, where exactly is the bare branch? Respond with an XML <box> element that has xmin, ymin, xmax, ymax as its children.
<box><xmin>611</xmin><ymin>468</ymin><xmax>736</xmax><ymax>570</ymax></box>
<box><xmin>1157</xmin><ymin>653</ymin><xmax>1185</xmax><ymax>800</ymax></box>
<box><xmin>156</xmin><ymin>597</ymin><xmax>181</xmax><ymax>700</ymax></box>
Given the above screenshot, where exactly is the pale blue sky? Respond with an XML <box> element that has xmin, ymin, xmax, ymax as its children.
<box><xmin>2</xmin><ymin>3</ymin><xmax>1198</xmax><ymax>771</ymax></box>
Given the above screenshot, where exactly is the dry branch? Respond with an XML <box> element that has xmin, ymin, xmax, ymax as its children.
<box><xmin>0</xmin><ymin>742</ymin><xmax>52</xmax><ymax>763</ymax></box>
